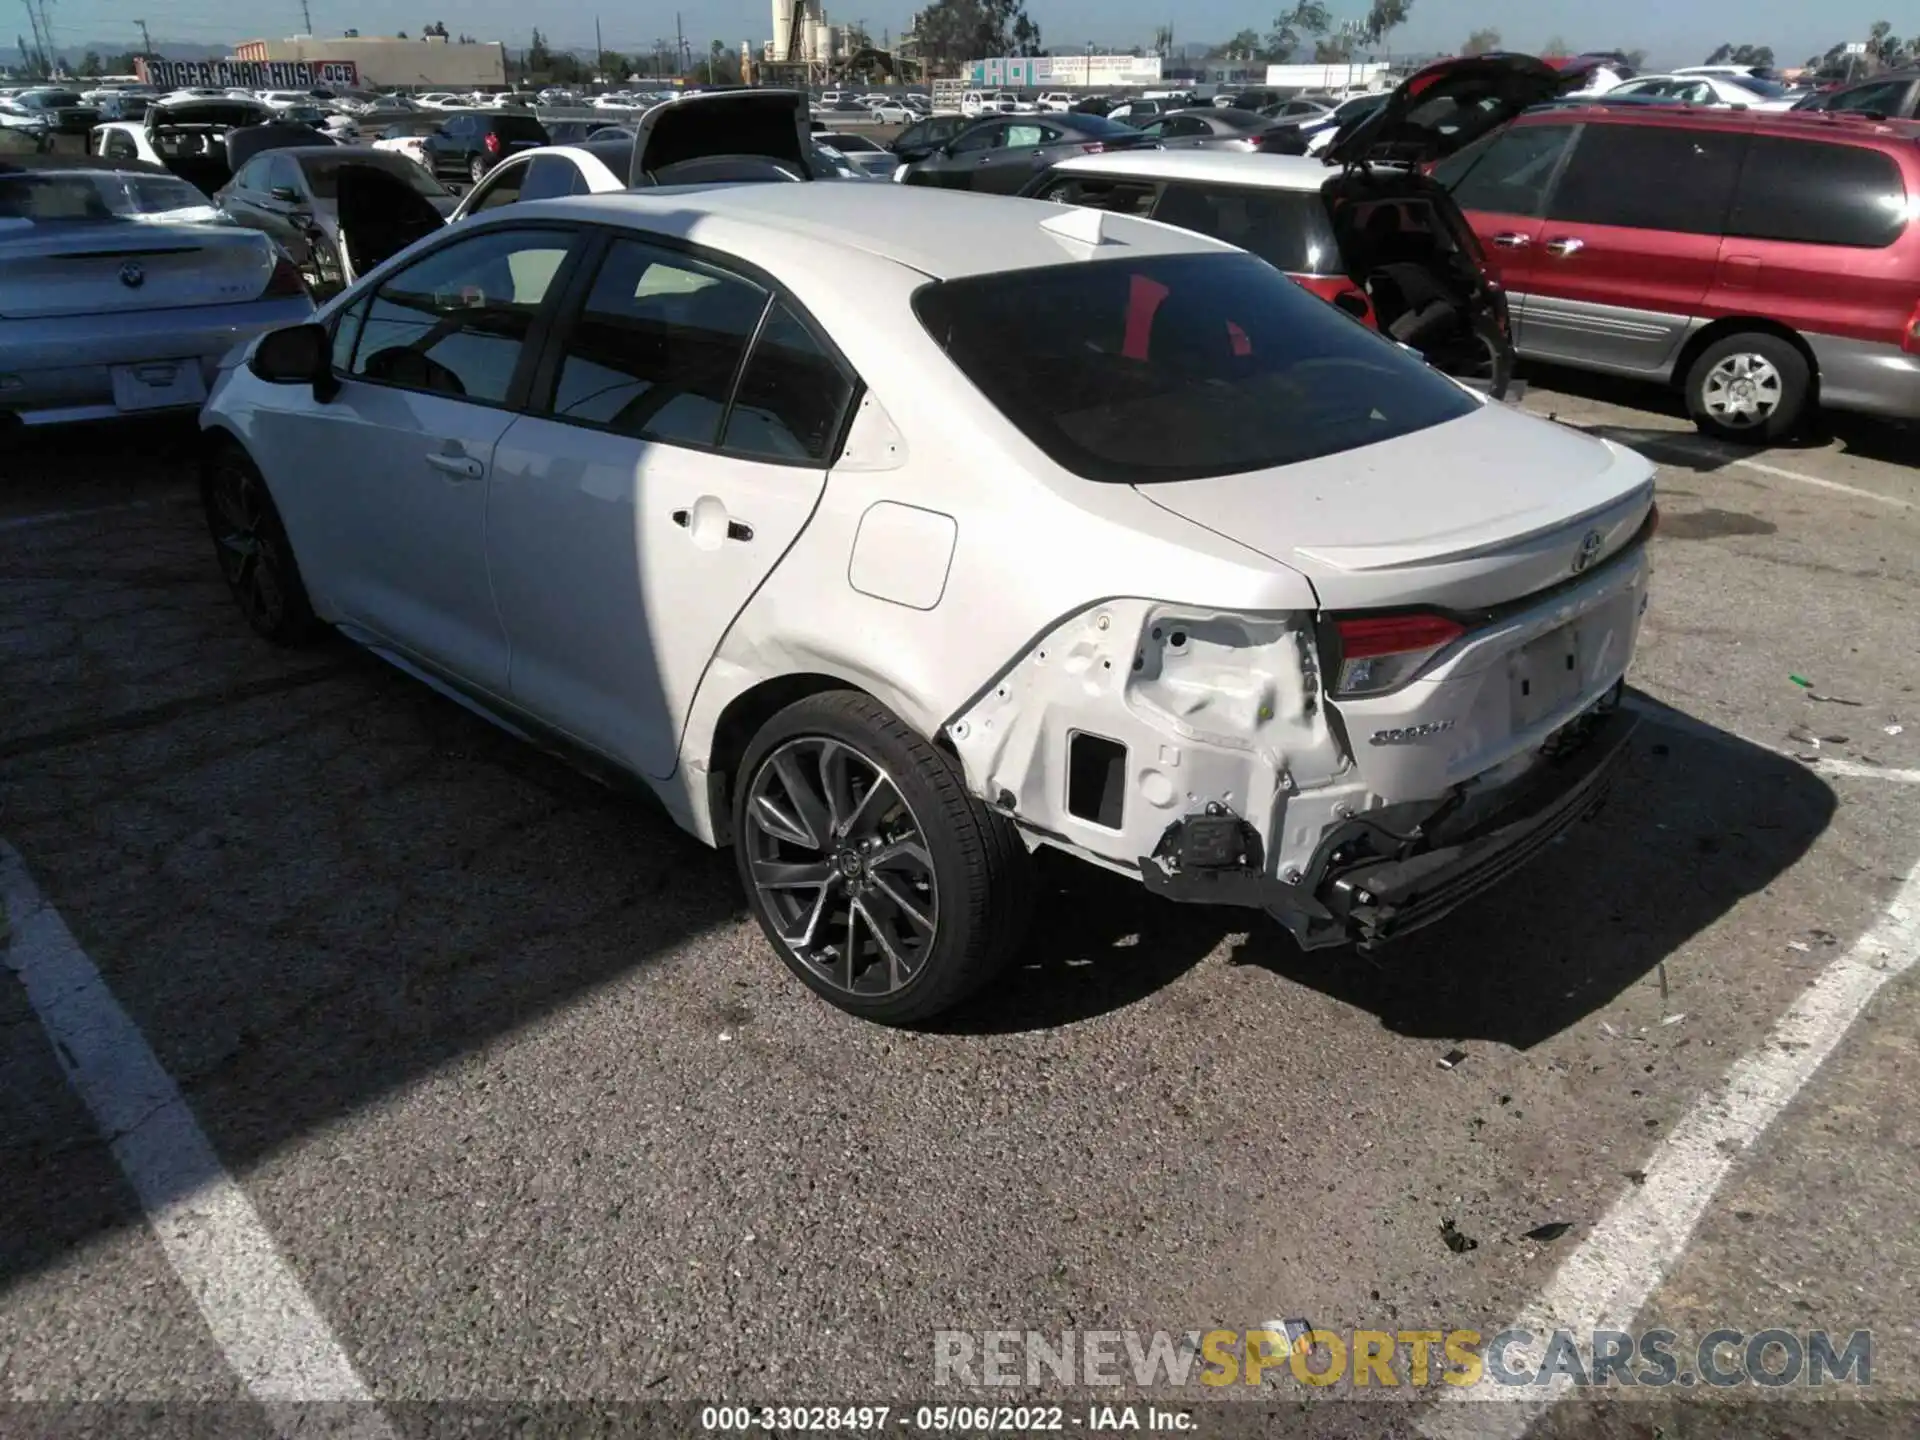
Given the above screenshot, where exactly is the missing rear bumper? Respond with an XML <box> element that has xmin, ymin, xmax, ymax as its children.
<box><xmin>1137</xmin><ymin>704</ymin><xmax>1638</xmax><ymax>948</ymax></box>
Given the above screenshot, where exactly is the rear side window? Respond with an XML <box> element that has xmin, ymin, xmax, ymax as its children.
<box><xmin>544</xmin><ymin>238</ymin><xmax>770</xmax><ymax>448</ymax></box>
<box><xmin>492</xmin><ymin>115</ymin><xmax>549</xmax><ymax>143</ymax></box>
<box><xmin>1435</xmin><ymin>123</ymin><xmax>1576</xmax><ymax>217</ymax></box>
<box><xmin>1037</xmin><ymin>176</ymin><xmax>1157</xmax><ymax>215</ymax></box>
<box><xmin>723</xmin><ymin>302</ymin><xmax>858</xmax><ymax>463</ymax></box>
<box><xmin>520</xmin><ymin>153</ymin><xmax>581</xmax><ymax>201</ymax></box>
<box><xmin>1547</xmin><ymin>123</ymin><xmax>1744</xmax><ymax>235</ymax></box>
<box><xmin>1150</xmin><ymin>183</ymin><xmax>1342</xmax><ymax>276</ymax></box>
<box><xmin>1727</xmin><ymin>137</ymin><xmax>1908</xmax><ymax>249</ymax></box>
<box><xmin>913</xmin><ymin>253</ymin><xmax>1478</xmax><ymax>485</ymax></box>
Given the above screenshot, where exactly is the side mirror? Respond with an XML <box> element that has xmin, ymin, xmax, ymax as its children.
<box><xmin>250</xmin><ymin>323</ymin><xmax>337</xmax><ymax>400</ymax></box>
<box><xmin>269</xmin><ymin>184</ymin><xmax>302</xmax><ymax>203</ymax></box>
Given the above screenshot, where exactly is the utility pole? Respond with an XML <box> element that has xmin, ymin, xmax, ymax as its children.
<box><xmin>594</xmin><ymin>14</ymin><xmax>602</xmax><ymax>71</ymax></box>
<box><xmin>135</xmin><ymin>16</ymin><xmax>152</xmax><ymax>56</ymax></box>
<box><xmin>674</xmin><ymin>12</ymin><xmax>684</xmax><ymax>76</ymax></box>
<box><xmin>298</xmin><ymin>0</ymin><xmax>312</xmax><ymax>35</ymax></box>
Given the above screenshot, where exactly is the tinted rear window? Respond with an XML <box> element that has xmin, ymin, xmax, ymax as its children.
<box><xmin>1070</xmin><ymin>114</ymin><xmax>1142</xmax><ymax>139</ymax></box>
<box><xmin>1150</xmin><ymin>182</ymin><xmax>1342</xmax><ymax>276</ymax></box>
<box><xmin>492</xmin><ymin>115</ymin><xmax>550</xmax><ymax>142</ymax></box>
<box><xmin>1727</xmin><ymin>136</ymin><xmax>1908</xmax><ymax>248</ymax></box>
<box><xmin>913</xmin><ymin>253</ymin><xmax>1478</xmax><ymax>485</ymax></box>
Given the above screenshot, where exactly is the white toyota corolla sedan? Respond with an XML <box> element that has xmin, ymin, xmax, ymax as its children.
<box><xmin>199</xmin><ymin>120</ymin><xmax>1655</xmax><ymax>1023</ymax></box>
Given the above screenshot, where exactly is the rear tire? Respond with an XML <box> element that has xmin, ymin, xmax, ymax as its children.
<box><xmin>1684</xmin><ymin>331</ymin><xmax>1811</xmax><ymax>444</ymax></box>
<box><xmin>468</xmin><ymin>155</ymin><xmax>488</xmax><ymax>185</ymax></box>
<box><xmin>732</xmin><ymin>692</ymin><xmax>1033</xmax><ymax>1025</ymax></box>
<box><xmin>201</xmin><ymin>444</ymin><xmax>320</xmax><ymax>646</ymax></box>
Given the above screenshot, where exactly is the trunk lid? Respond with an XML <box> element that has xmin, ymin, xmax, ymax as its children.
<box><xmin>628</xmin><ymin>89</ymin><xmax>812</xmax><ymax>185</ymax></box>
<box><xmin>1133</xmin><ymin>399</ymin><xmax>1655</xmax><ymax>612</ymax></box>
<box><xmin>0</xmin><ymin>222</ymin><xmax>274</xmax><ymax>318</ymax></box>
<box><xmin>1324</xmin><ymin>53</ymin><xmax>1603</xmax><ymax>167</ymax></box>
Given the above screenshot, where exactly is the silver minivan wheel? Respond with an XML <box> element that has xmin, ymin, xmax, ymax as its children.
<box><xmin>1699</xmin><ymin>352</ymin><xmax>1783</xmax><ymax>428</ymax></box>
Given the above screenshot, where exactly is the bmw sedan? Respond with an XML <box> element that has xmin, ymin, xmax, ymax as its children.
<box><xmin>200</xmin><ymin>138</ymin><xmax>1654</xmax><ymax>1025</ymax></box>
<box><xmin>1</xmin><ymin>156</ymin><xmax>312</xmax><ymax>427</ymax></box>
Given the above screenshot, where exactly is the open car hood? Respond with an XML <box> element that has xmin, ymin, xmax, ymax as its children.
<box><xmin>335</xmin><ymin>162</ymin><xmax>448</xmax><ymax>279</ymax></box>
<box><xmin>627</xmin><ymin>89</ymin><xmax>812</xmax><ymax>186</ymax></box>
<box><xmin>1324</xmin><ymin>53</ymin><xmax>1600</xmax><ymax>166</ymax></box>
<box><xmin>225</xmin><ymin>122</ymin><xmax>335</xmax><ymax>171</ymax></box>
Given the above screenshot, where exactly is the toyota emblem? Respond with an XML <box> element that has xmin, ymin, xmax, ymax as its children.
<box><xmin>1572</xmin><ymin>528</ymin><xmax>1604</xmax><ymax>574</ymax></box>
<box><xmin>118</xmin><ymin>261</ymin><xmax>145</xmax><ymax>289</ymax></box>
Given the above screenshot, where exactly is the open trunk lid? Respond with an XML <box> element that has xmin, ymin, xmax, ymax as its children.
<box><xmin>1323</xmin><ymin>53</ymin><xmax>1602</xmax><ymax>167</ymax></box>
<box><xmin>0</xmin><ymin>222</ymin><xmax>275</xmax><ymax>318</ymax></box>
<box><xmin>627</xmin><ymin>89</ymin><xmax>813</xmax><ymax>185</ymax></box>
<box><xmin>1132</xmin><ymin>399</ymin><xmax>1655</xmax><ymax>612</ymax></box>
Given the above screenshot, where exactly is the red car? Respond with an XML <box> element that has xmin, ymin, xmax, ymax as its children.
<box><xmin>1435</xmin><ymin>104</ymin><xmax>1920</xmax><ymax>439</ymax></box>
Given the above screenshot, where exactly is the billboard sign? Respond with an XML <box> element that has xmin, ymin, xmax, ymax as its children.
<box><xmin>136</xmin><ymin>58</ymin><xmax>362</xmax><ymax>90</ymax></box>
<box><xmin>964</xmin><ymin>54</ymin><xmax>1161</xmax><ymax>87</ymax></box>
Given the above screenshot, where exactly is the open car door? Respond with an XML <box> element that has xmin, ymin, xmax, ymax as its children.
<box><xmin>627</xmin><ymin>89</ymin><xmax>815</xmax><ymax>186</ymax></box>
<box><xmin>334</xmin><ymin>162</ymin><xmax>448</xmax><ymax>281</ymax></box>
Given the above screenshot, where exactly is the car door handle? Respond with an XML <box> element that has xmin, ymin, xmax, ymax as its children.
<box><xmin>1543</xmin><ymin>237</ymin><xmax>1586</xmax><ymax>257</ymax></box>
<box><xmin>672</xmin><ymin>508</ymin><xmax>752</xmax><ymax>542</ymax></box>
<box><xmin>424</xmin><ymin>452</ymin><xmax>483</xmax><ymax>480</ymax></box>
<box><xmin>1490</xmin><ymin>232</ymin><xmax>1532</xmax><ymax>248</ymax></box>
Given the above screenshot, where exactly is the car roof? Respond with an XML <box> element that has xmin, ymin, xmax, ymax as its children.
<box><xmin>1044</xmin><ymin>147</ymin><xmax>1332</xmax><ymax>191</ymax></box>
<box><xmin>507</xmin><ymin>182</ymin><xmax>1225</xmax><ymax>279</ymax></box>
<box><xmin>1521</xmin><ymin>102</ymin><xmax>1920</xmax><ymax>142</ymax></box>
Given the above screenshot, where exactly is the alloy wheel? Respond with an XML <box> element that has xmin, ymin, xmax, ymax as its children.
<box><xmin>208</xmin><ymin>460</ymin><xmax>286</xmax><ymax>633</ymax></box>
<box><xmin>1700</xmin><ymin>353</ymin><xmax>1783</xmax><ymax>429</ymax></box>
<box><xmin>743</xmin><ymin>736</ymin><xmax>939</xmax><ymax>998</ymax></box>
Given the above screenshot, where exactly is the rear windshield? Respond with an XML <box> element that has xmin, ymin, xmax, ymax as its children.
<box><xmin>0</xmin><ymin>169</ymin><xmax>211</xmax><ymax>220</ymax></box>
<box><xmin>492</xmin><ymin>115</ymin><xmax>550</xmax><ymax>142</ymax></box>
<box><xmin>913</xmin><ymin>252</ymin><xmax>1478</xmax><ymax>484</ymax></box>
<box><xmin>1150</xmin><ymin>182</ymin><xmax>1343</xmax><ymax>276</ymax></box>
<box><xmin>300</xmin><ymin>153</ymin><xmax>450</xmax><ymax>198</ymax></box>
<box><xmin>1073</xmin><ymin>114</ymin><xmax>1144</xmax><ymax>138</ymax></box>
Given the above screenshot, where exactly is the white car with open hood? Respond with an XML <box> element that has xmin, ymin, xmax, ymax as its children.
<box><xmin>197</xmin><ymin>92</ymin><xmax>1655</xmax><ymax>1023</ymax></box>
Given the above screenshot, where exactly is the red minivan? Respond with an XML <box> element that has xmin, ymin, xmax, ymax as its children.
<box><xmin>1435</xmin><ymin>105</ymin><xmax>1920</xmax><ymax>439</ymax></box>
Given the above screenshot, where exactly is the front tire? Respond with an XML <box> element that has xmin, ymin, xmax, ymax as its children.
<box><xmin>732</xmin><ymin>692</ymin><xmax>1033</xmax><ymax>1024</ymax></box>
<box><xmin>201</xmin><ymin>444</ymin><xmax>320</xmax><ymax>646</ymax></box>
<box><xmin>1684</xmin><ymin>331</ymin><xmax>1811</xmax><ymax>443</ymax></box>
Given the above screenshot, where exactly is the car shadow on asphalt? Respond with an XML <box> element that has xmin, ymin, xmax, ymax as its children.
<box><xmin>1207</xmin><ymin>708</ymin><xmax>1836</xmax><ymax>1050</ymax></box>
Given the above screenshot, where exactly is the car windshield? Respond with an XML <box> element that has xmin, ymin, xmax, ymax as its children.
<box><xmin>0</xmin><ymin>168</ymin><xmax>213</xmax><ymax>221</ymax></box>
<box><xmin>914</xmin><ymin>252</ymin><xmax>1478</xmax><ymax>484</ymax></box>
<box><xmin>299</xmin><ymin>152</ymin><xmax>451</xmax><ymax>198</ymax></box>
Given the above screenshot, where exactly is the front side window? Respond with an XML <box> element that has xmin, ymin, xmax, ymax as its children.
<box><xmin>1728</xmin><ymin>137</ymin><xmax>1907</xmax><ymax>248</ymax></box>
<box><xmin>469</xmin><ymin>159</ymin><xmax>527</xmax><ymax>211</ymax></box>
<box><xmin>913</xmin><ymin>252</ymin><xmax>1478</xmax><ymax>485</ymax></box>
<box><xmin>543</xmin><ymin>238</ymin><xmax>769</xmax><ymax>447</ymax></box>
<box><xmin>1160</xmin><ymin>115</ymin><xmax>1210</xmax><ymax>138</ymax></box>
<box><xmin>1150</xmin><ymin>182</ymin><xmax>1343</xmax><ymax>276</ymax></box>
<box><xmin>1436</xmin><ymin>122</ymin><xmax>1576</xmax><ymax>217</ymax></box>
<box><xmin>519</xmin><ymin>154</ymin><xmax>581</xmax><ymax>201</ymax></box>
<box><xmin>1547</xmin><ymin>123</ymin><xmax>1743</xmax><ymax>234</ymax></box>
<box><xmin>350</xmin><ymin>227</ymin><xmax>575</xmax><ymax>403</ymax></box>
<box><xmin>723</xmin><ymin>302</ymin><xmax>857</xmax><ymax>463</ymax></box>
<box><xmin>264</xmin><ymin>154</ymin><xmax>303</xmax><ymax>196</ymax></box>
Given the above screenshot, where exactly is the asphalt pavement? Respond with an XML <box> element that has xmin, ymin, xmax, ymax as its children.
<box><xmin>1</xmin><ymin>367</ymin><xmax>1917</xmax><ymax>1438</ymax></box>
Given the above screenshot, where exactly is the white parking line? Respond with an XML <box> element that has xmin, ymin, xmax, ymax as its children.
<box><xmin>0</xmin><ymin>842</ymin><xmax>392</xmax><ymax>1436</ymax></box>
<box><xmin>1630</xmin><ymin>434</ymin><xmax>1914</xmax><ymax>512</ymax></box>
<box><xmin>0</xmin><ymin>498</ymin><xmax>186</xmax><ymax>534</ymax></box>
<box><xmin>1622</xmin><ymin>693</ymin><xmax>1920</xmax><ymax>785</ymax></box>
<box><xmin>1417</xmin><ymin>849</ymin><xmax>1920</xmax><ymax>1437</ymax></box>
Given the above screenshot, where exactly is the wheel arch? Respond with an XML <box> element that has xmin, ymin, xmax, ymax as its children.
<box><xmin>1671</xmin><ymin>317</ymin><xmax>1819</xmax><ymax>398</ymax></box>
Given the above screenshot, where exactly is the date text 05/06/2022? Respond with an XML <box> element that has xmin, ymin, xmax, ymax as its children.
<box><xmin>699</xmin><ymin>1405</ymin><xmax>1195</xmax><ymax>1432</ymax></box>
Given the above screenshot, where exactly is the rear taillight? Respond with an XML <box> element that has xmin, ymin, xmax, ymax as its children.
<box><xmin>261</xmin><ymin>252</ymin><xmax>309</xmax><ymax>300</ymax></box>
<box><xmin>1903</xmin><ymin>300</ymin><xmax>1920</xmax><ymax>355</ymax></box>
<box><xmin>1080</xmin><ymin>141</ymin><xmax>1106</xmax><ymax>154</ymax></box>
<box><xmin>484</xmin><ymin>131</ymin><xmax>501</xmax><ymax>155</ymax></box>
<box><xmin>1330</xmin><ymin>613</ymin><xmax>1466</xmax><ymax>697</ymax></box>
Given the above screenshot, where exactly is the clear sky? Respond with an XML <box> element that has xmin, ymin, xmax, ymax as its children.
<box><xmin>33</xmin><ymin>0</ymin><xmax>1903</xmax><ymax>70</ymax></box>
